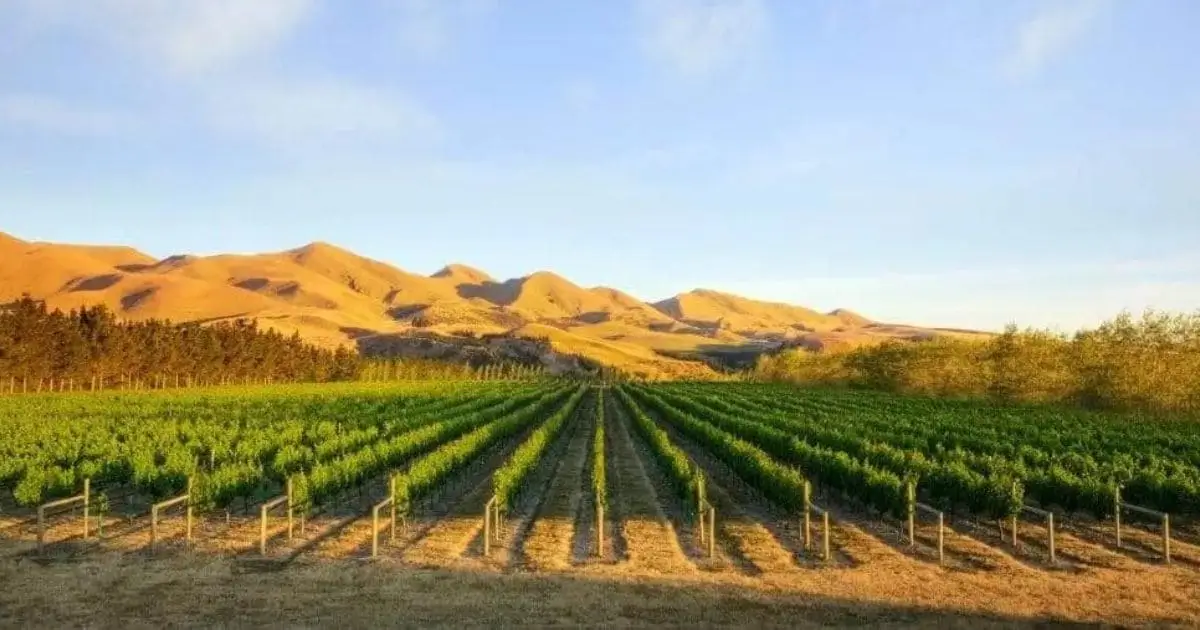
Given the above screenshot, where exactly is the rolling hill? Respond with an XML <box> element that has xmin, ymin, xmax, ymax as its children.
<box><xmin>0</xmin><ymin>231</ymin><xmax>983</xmax><ymax>377</ymax></box>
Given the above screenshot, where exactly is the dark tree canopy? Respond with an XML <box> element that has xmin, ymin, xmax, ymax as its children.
<box><xmin>0</xmin><ymin>297</ymin><xmax>359</xmax><ymax>389</ymax></box>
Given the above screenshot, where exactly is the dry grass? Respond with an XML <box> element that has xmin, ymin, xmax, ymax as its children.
<box><xmin>517</xmin><ymin>399</ymin><xmax>592</xmax><ymax>571</ymax></box>
<box><xmin>602</xmin><ymin>393</ymin><xmax>696</xmax><ymax>576</ymax></box>
<box><xmin>4</xmin><ymin>552</ymin><xmax>1103</xmax><ymax>629</ymax></box>
<box><xmin>5</xmin><ymin>503</ymin><xmax>1200</xmax><ymax>627</ymax></box>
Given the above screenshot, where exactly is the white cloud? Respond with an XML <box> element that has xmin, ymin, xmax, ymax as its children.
<box><xmin>637</xmin><ymin>0</ymin><xmax>768</xmax><ymax>78</ymax></box>
<box><xmin>204</xmin><ymin>79</ymin><xmax>439</xmax><ymax>146</ymax></box>
<box><xmin>0</xmin><ymin>94</ymin><xmax>123</xmax><ymax>136</ymax></box>
<box><xmin>390</xmin><ymin>0</ymin><xmax>495</xmax><ymax>59</ymax></box>
<box><xmin>1004</xmin><ymin>0</ymin><xmax>1103</xmax><ymax>79</ymax></box>
<box><xmin>3</xmin><ymin>0</ymin><xmax>313</xmax><ymax>75</ymax></box>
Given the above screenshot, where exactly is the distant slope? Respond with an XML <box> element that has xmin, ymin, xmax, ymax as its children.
<box><xmin>0</xmin><ymin>230</ymin><xmax>986</xmax><ymax>378</ymax></box>
<box><xmin>653</xmin><ymin>289</ymin><xmax>852</xmax><ymax>337</ymax></box>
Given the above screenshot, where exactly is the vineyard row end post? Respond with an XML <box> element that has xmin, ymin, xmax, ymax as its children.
<box><xmin>596</xmin><ymin>502</ymin><xmax>604</xmax><ymax>557</ymax></box>
<box><xmin>906</xmin><ymin>482</ymin><xmax>916</xmax><ymax>547</ymax></box>
<box><xmin>803</xmin><ymin>480</ymin><xmax>812</xmax><ymax>550</ymax></box>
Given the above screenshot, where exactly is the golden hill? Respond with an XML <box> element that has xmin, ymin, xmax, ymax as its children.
<box><xmin>0</xmin><ymin>231</ymin><xmax>982</xmax><ymax>378</ymax></box>
<box><xmin>653</xmin><ymin>289</ymin><xmax>847</xmax><ymax>337</ymax></box>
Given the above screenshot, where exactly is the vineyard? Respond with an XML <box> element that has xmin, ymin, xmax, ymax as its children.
<box><xmin>2</xmin><ymin>380</ymin><xmax>1199</xmax><ymax>625</ymax></box>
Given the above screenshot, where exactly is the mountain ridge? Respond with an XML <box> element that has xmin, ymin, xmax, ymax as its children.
<box><xmin>0</xmin><ymin>230</ymin><xmax>986</xmax><ymax>377</ymax></box>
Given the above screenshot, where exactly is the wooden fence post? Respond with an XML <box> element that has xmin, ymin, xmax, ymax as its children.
<box><xmin>82</xmin><ymin>478</ymin><xmax>90</xmax><ymax>540</ymax></box>
<box><xmin>484</xmin><ymin>497</ymin><xmax>495</xmax><ymax>557</ymax></box>
<box><xmin>597</xmin><ymin>502</ymin><xmax>604</xmax><ymax>556</ymax></box>
<box><xmin>260</xmin><ymin>503</ymin><xmax>269</xmax><ymax>556</ymax></box>
<box><xmin>700</xmin><ymin>504</ymin><xmax>710</xmax><ymax>556</ymax></box>
<box><xmin>937</xmin><ymin>512</ymin><xmax>945</xmax><ymax>565</ymax></box>
<box><xmin>906</xmin><ymin>482</ymin><xmax>916</xmax><ymax>546</ymax></box>
<box><xmin>803</xmin><ymin>480</ymin><xmax>812</xmax><ymax>550</ymax></box>
<box><xmin>389</xmin><ymin>475</ymin><xmax>397</xmax><ymax>543</ymax></box>
<box><xmin>1114</xmin><ymin>487</ymin><xmax>1122</xmax><ymax>549</ymax></box>
<box><xmin>185</xmin><ymin>478</ymin><xmax>193</xmax><ymax>543</ymax></box>
<box><xmin>1047</xmin><ymin>512</ymin><xmax>1056</xmax><ymax>564</ymax></box>
<box><xmin>822</xmin><ymin>512</ymin><xmax>831</xmax><ymax>562</ymax></box>
<box><xmin>37</xmin><ymin>505</ymin><xmax>45</xmax><ymax>555</ymax></box>
<box><xmin>1163</xmin><ymin>514</ymin><xmax>1171</xmax><ymax>565</ymax></box>
<box><xmin>287</xmin><ymin>478</ymin><xmax>295</xmax><ymax>541</ymax></box>
<box><xmin>371</xmin><ymin>502</ymin><xmax>382</xmax><ymax>558</ymax></box>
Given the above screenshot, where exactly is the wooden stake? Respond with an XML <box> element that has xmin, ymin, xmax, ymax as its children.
<box><xmin>700</xmin><ymin>504</ymin><xmax>710</xmax><ymax>556</ymax></box>
<box><xmin>1047</xmin><ymin>512</ymin><xmax>1056</xmax><ymax>564</ymax></box>
<box><xmin>1114</xmin><ymin>488</ymin><xmax>1122</xmax><ymax>549</ymax></box>
<box><xmin>1163</xmin><ymin>514</ymin><xmax>1171</xmax><ymax>565</ymax></box>
<box><xmin>803</xmin><ymin>481</ymin><xmax>812</xmax><ymax>550</ymax></box>
<box><xmin>185</xmin><ymin>478</ymin><xmax>193</xmax><ymax>543</ymax></box>
<box><xmin>259</xmin><ymin>503</ymin><xmax>269</xmax><ymax>556</ymax></box>
<box><xmin>389</xmin><ymin>476</ymin><xmax>397</xmax><ymax>544</ymax></box>
<box><xmin>483</xmin><ymin>497</ymin><xmax>495</xmax><ymax>556</ymax></box>
<box><xmin>37</xmin><ymin>505</ymin><xmax>46</xmax><ymax>555</ymax></box>
<box><xmin>906</xmin><ymin>482</ymin><xmax>916</xmax><ymax>546</ymax></box>
<box><xmin>822</xmin><ymin>512</ymin><xmax>831</xmax><ymax>562</ymax></box>
<box><xmin>596</xmin><ymin>503</ymin><xmax>605</xmax><ymax>556</ymax></box>
<box><xmin>288</xmin><ymin>478</ymin><xmax>295</xmax><ymax>541</ymax></box>
<box><xmin>936</xmin><ymin>512</ymin><xmax>945</xmax><ymax>565</ymax></box>
<box><xmin>371</xmin><ymin>502</ymin><xmax>382</xmax><ymax>559</ymax></box>
<box><xmin>82</xmin><ymin>479</ymin><xmax>90</xmax><ymax>540</ymax></box>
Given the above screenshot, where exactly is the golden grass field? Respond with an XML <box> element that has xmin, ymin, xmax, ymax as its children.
<box><xmin>3</xmin><ymin>392</ymin><xmax>1197</xmax><ymax>628</ymax></box>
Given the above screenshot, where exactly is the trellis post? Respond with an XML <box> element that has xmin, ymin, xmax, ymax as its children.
<box><xmin>82</xmin><ymin>478</ymin><xmax>91</xmax><ymax>540</ymax></box>
<box><xmin>1163</xmin><ymin>514</ymin><xmax>1171</xmax><ymax>565</ymax></box>
<box><xmin>803</xmin><ymin>480</ymin><xmax>812</xmax><ymax>550</ymax></box>
<box><xmin>906</xmin><ymin>482</ymin><xmax>916</xmax><ymax>546</ymax></box>
<box><xmin>822</xmin><ymin>511</ymin><xmax>831</xmax><ymax>561</ymax></box>
<box><xmin>287</xmin><ymin>478</ymin><xmax>295</xmax><ymax>541</ymax></box>
<box><xmin>1114</xmin><ymin>486</ymin><xmax>1122</xmax><ymax>549</ymax></box>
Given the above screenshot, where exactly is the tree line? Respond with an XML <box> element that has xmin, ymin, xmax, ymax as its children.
<box><xmin>0</xmin><ymin>297</ymin><xmax>359</xmax><ymax>392</ymax></box>
<box><xmin>753</xmin><ymin>310</ymin><xmax>1200</xmax><ymax>415</ymax></box>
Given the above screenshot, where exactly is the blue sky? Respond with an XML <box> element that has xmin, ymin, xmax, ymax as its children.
<box><xmin>1</xmin><ymin>0</ymin><xmax>1198</xmax><ymax>332</ymax></box>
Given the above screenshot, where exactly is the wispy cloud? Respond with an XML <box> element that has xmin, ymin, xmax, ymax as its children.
<box><xmin>637</xmin><ymin>0</ymin><xmax>768</xmax><ymax>78</ymax></box>
<box><xmin>205</xmin><ymin>79</ymin><xmax>439</xmax><ymax>147</ymax></box>
<box><xmin>1004</xmin><ymin>0</ymin><xmax>1104</xmax><ymax>79</ymax></box>
<box><xmin>0</xmin><ymin>94</ymin><xmax>124</xmax><ymax>136</ymax></box>
<box><xmin>3</xmin><ymin>0</ymin><xmax>314</xmax><ymax>75</ymax></box>
<box><xmin>0</xmin><ymin>1</ymin><xmax>441</xmax><ymax>150</ymax></box>
<box><xmin>391</xmin><ymin>0</ymin><xmax>495</xmax><ymax>59</ymax></box>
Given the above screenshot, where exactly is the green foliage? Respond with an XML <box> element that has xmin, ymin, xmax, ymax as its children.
<box><xmin>395</xmin><ymin>386</ymin><xmax>585</xmax><ymax>510</ymax></box>
<box><xmin>292</xmin><ymin>387</ymin><xmax>562</xmax><ymax>509</ymax></box>
<box><xmin>491</xmin><ymin>386</ymin><xmax>588</xmax><ymax>509</ymax></box>
<box><xmin>0</xmin><ymin>380</ymin><xmax>556</xmax><ymax>506</ymax></box>
<box><xmin>593</xmin><ymin>388</ymin><xmax>607</xmax><ymax>509</ymax></box>
<box><xmin>754</xmin><ymin>310</ymin><xmax>1200</xmax><ymax>414</ymax></box>
<box><xmin>614</xmin><ymin>386</ymin><xmax>698</xmax><ymax>507</ymax></box>
<box><xmin>625</xmin><ymin>386</ymin><xmax>811</xmax><ymax>513</ymax></box>
<box><xmin>654</xmin><ymin>382</ymin><xmax>1200</xmax><ymax>517</ymax></box>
